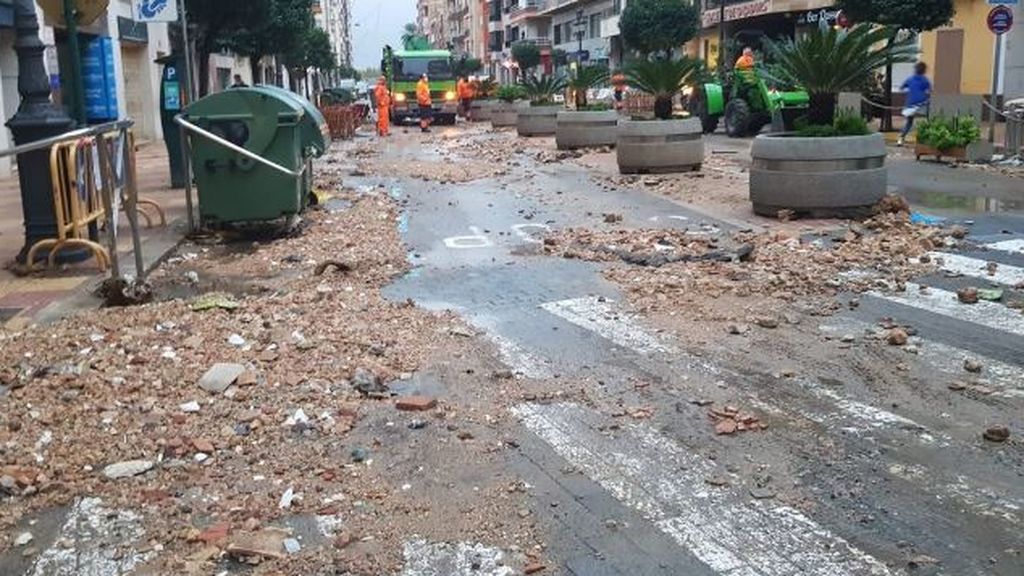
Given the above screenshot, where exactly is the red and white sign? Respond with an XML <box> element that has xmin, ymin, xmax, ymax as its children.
<box><xmin>702</xmin><ymin>0</ymin><xmax>773</xmax><ymax>28</ymax></box>
<box><xmin>987</xmin><ymin>5</ymin><xmax>1014</xmax><ymax>35</ymax></box>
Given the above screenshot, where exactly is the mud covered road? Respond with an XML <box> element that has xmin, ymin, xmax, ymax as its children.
<box><xmin>1</xmin><ymin>123</ymin><xmax>1022</xmax><ymax>575</ymax></box>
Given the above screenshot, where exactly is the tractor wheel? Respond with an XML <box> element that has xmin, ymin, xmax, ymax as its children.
<box><xmin>686</xmin><ymin>94</ymin><xmax>720</xmax><ymax>134</ymax></box>
<box><xmin>747</xmin><ymin>113</ymin><xmax>771</xmax><ymax>136</ymax></box>
<box><xmin>724</xmin><ymin>99</ymin><xmax>752</xmax><ymax>138</ymax></box>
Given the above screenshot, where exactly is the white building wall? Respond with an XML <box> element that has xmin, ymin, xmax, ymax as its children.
<box><xmin>551</xmin><ymin>0</ymin><xmax>613</xmax><ymax>64</ymax></box>
<box><xmin>1004</xmin><ymin>22</ymin><xmax>1023</xmax><ymax>101</ymax></box>
<box><xmin>0</xmin><ymin>28</ymin><xmax>16</xmax><ymax>177</ymax></box>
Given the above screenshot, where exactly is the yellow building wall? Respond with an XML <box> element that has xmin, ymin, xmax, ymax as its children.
<box><xmin>919</xmin><ymin>0</ymin><xmax>996</xmax><ymax>94</ymax></box>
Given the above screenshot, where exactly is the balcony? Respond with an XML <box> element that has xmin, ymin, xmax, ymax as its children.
<box><xmin>600</xmin><ymin>14</ymin><xmax>619</xmax><ymax>38</ymax></box>
<box><xmin>509</xmin><ymin>0</ymin><xmax>549</xmax><ymax>22</ymax></box>
<box><xmin>513</xmin><ymin>37</ymin><xmax>553</xmax><ymax>50</ymax></box>
<box><xmin>448</xmin><ymin>0</ymin><xmax>470</xmax><ymax>18</ymax></box>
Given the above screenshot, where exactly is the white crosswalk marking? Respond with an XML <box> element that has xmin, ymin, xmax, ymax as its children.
<box><xmin>540</xmin><ymin>296</ymin><xmax>672</xmax><ymax>354</ymax></box>
<box><xmin>820</xmin><ymin>318</ymin><xmax>1024</xmax><ymax>399</ymax></box>
<box><xmin>869</xmin><ymin>283</ymin><xmax>1024</xmax><ymax>337</ymax></box>
<box><xmin>985</xmin><ymin>239</ymin><xmax>1024</xmax><ymax>253</ymax></box>
<box><xmin>401</xmin><ymin>540</ymin><xmax>516</xmax><ymax>575</ymax></box>
<box><xmin>926</xmin><ymin>252</ymin><xmax>1024</xmax><ymax>286</ymax></box>
<box><xmin>514</xmin><ymin>403</ymin><xmax>894</xmax><ymax>576</ymax></box>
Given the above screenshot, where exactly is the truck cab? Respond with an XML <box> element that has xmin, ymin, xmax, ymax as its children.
<box><xmin>384</xmin><ymin>49</ymin><xmax>459</xmax><ymax>125</ymax></box>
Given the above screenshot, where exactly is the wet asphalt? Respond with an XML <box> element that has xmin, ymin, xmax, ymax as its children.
<box><xmin>374</xmin><ymin>127</ymin><xmax>1024</xmax><ymax>575</ymax></box>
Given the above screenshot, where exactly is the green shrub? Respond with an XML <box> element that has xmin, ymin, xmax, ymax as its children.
<box><xmin>795</xmin><ymin>109</ymin><xmax>870</xmax><ymax>137</ymax></box>
<box><xmin>916</xmin><ymin>116</ymin><xmax>981</xmax><ymax>151</ymax></box>
<box><xmin>496</xmin><ymin>84</ymin><xmax>526</xmax><ymax>103</ymax></box>
<box><xmin>521</xmin><ymin>74</ymin><xmax>567</xmax><ymax>106</ymax></box>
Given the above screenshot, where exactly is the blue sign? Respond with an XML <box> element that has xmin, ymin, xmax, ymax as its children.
<box><xmin>988</xmin><ymin>5</ymin><xmax>1014</xmax><ymax>35</ymax></box>
<box><xmin>133</xmin><ymin>0</ymin><xmax>178</xmax><ymax>23</ymax></box>
<box><xmin>82</xmin><ymin>37</ymin><xmax>119</xmax><ymax>121</ymax></box>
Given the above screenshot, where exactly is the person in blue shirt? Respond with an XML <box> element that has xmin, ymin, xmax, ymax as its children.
<box><xmin>898</xmin><ymin>62</ymin><xmax>932</xmax><ymax>146</ymax></box>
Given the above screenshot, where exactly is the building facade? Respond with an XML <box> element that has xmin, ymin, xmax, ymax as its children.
<box><xmin>1</xmin><ymin>0</ymin><xmax>171</xmax><ymax>178</ymax></box>
<box><xmin>697</xmin><ymin>0</ymin><xmax>1022</xmax><ymax>103</ymax></box>
<box><xmin>418</xmin><ymin>0</ymin><xmax>451</xmax><ymax>48</ymax></box>
<box><xmin>480</xmin><ymin>0</ymin><xmax>629</xmax><ymax>82</ymax></box>
<box><xmin>314</xmin><ymin>0</ymin><xmax>353</xmax><ymax>68</ymax></box>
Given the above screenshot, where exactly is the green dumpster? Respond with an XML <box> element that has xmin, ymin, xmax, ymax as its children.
<box><xmin>183</xmin><ymin>86</ymin><xmax>328</xmax><ymax>227</ymax></box>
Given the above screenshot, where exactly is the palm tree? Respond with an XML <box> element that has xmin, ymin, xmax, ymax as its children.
<box><xmin>521</xmin><ymin>74</ymin><xmax>568</xmax><ymax>106</ymax></box>
<box><xmin>401</xmin><ymin>23</ymin><xmax>420</xmax><ymax>50</ymax></box>
<box><xmin>625</xmin><ymin>58</ymin><xmax>704</xmax><ymax>120</ymax></box>
<box><xmin>765</xmin><ymin>24</ymin><xmax>917</xmax><ymax>125</ymax></box>
<box><xmin>567</xmin><ymin>65</ymin><xmax>610</xmax><ymax>109</ymax></box>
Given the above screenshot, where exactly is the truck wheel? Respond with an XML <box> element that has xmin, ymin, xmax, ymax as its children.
<box><xmin>724</xmin><ymin>99</ymin><xmax>751</xmax><ymax>138</ymax></box>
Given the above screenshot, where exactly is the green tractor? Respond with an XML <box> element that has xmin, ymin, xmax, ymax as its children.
<box><xmin>690</xmin><ymin>69</ymin><xmax>810</xmax><ymax>137</ymax></box>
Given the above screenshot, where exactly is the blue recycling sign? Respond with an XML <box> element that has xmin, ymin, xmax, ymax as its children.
<box><xmin>133</xmin><ymin>0</ymin><xmax>178</xmax><ymax>22</ymax></box>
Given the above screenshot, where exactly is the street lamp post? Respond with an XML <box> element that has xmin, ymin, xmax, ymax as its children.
<box><xmin>574</xmin><ymin>8</ymin><xmax>585</xmax><ymax>63</ymax></box>
<box><xmin>4</xmin><ymin>0</ymin><xmax>78</xmax><ymax>264</ymax></box>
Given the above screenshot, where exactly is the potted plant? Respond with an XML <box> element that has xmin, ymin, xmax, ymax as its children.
<box><xmin>615</xmin><ymin>0</ymin><xmax>704</xmax><ymax>173</ymax></box>
<box><xmin>556</xmin><ymin>65</ymin><xmax>615</xmax><ymax>150</ymax></box>
<box><xmin>518</xmin><ymin>74</ymin><xmax>567</xmax><ymax>137</ymax></box>
<box><xmin>617</xmin><ymin>58</ymin><xmax>705</xmax><ymax>174</ymax></box>
<box><xmin>747</xmin><ymin>24</ymin><xmax>916</xmax><ymax>218</ymax></box>
<box><xmin>470</xmin><ymin>78</ymin><xmax>498</xmax><ymax>122</ymax></box>
<box><xmin>914</xmin><ymin>116</ymin><xmax>988</xmax><ymax>163</ymax></box>
<box><xmin>491</xmin><ymin>84</ymin><xmax>527</xmax><ymax>127</ymax></box>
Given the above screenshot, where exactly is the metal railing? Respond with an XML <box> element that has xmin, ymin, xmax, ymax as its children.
<box><xmin>0</xmin><ymin>119</ymin><xmax>157</xmax><ymax>279</ymax></box>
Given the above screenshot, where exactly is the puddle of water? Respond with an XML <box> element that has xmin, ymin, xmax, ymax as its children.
<box><xmin>901</xmin><ymin>189</ymin><xmax>1023</xmax><ymax>214</ymax></box>
<box><xmin>323</xmin><ymin>197</ymin><xmax>353</xmax><ymax>213</ymax></box>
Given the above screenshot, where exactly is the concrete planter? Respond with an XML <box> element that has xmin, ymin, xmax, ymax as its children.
<box><xmin>470</xmin><ymin>100</ymin><xmax>496</xmax><ymax>122</ymax></box>
<box><xmin>750</xmin><ymin>133</ymin><xmax>887</xmax><ymax>218</ymax></box>
<box><xmin>517</xmin><ymin>105</ymin><xmax>561</xmax><ymax>136</ymax></box>
<box><xmin>617</xmin><ymin>118</ymin><xmax>703</xmax><ymax>174</ymax></box>
<box><xmin>490</xmin><ymin>101</ymin><xmax>524</xmax><ymax>128</ymax></box>
<box><xmin>556</xmin><ymin>110</ymin><xmax>619</xmax><ymax>150</ymax></box>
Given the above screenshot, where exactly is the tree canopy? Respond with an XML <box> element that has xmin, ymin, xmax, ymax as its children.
<box><xmin>836</xmin><ymin>0</ymin><xmax>955</xmax><ymax>32</ymax></box>
<box><xmin>511</xmin><ymin>43</ymin><xmax>542</xmax><ymax>72</ymax></box>
<box><xmin>229</xmin><ymin>0</ymin><xmax>316</xmax><ymax>82</ymax></box>
<box><xmin>620</xmin><ymin>0</ymin><xmax>700</xmax><ymax>57</ymax></box>
<box><xmin>401</xmin><ymin>23</ymin><xmax>431</xmax><ymax>51</ymax></box>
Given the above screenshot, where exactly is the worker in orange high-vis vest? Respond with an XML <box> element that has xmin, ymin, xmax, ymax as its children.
<box><xmin>735</xmin><ymin>47</ymin><xmax>755</xmax><ymax>71</ymax></box>
<box><xmin>374</xmin><ymin>76</ymin><xmax>391</xmax><ymax>137</ymax></box>
<box><xmin>457</xmin><ymin>76</ymin><xmax>474</xmax><ymax>121</ymax></box>
<box><xmin>416</xmin><ymin>74</ymin><xmax>433</xmax><ymax>133</ymax></box>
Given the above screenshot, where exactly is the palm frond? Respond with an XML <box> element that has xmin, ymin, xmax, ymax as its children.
<box><xmin>764</xmin><ymin>24</ymin><xmax>918</xmax><ymax>96</ymax></box>
<box><xmin>624</xmin><ymin>58</ymin><xmax>703</xmax><ymax>99</ymax></box>
<box><xmin>521</xmin><ymin>74</ymin><xmax>568</xmax><ymax>104</ymax></box>
<box><xmin>567</xmin><ymin>65</ymin><xmax>611</xmax><ymax>91</ymax></box>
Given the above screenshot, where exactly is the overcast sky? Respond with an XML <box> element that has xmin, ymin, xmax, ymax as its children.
<box><xmin>352</xmin><ymin>0</ymin><xmax>418</xmax><ymax>69</ymax></box>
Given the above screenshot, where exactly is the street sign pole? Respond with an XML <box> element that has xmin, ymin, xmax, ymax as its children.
<box><xmin>990</xmin><ymin>33</ymin><xmax>1003</xmax><ymax>143</ymax></box>
<box><xmin>178</xmin><ymin>0</ymin><xmax>196</xmax><ymax>102</ymax></box>
<box><xmin>986</xmin><ymin>4</ymin><xmax>1014</xmax><ymax>143</ymax></box>
<box><xmin>62</xmin><ymin>0</ymin><xmax>86</xmax><ymax>125</ymax></box>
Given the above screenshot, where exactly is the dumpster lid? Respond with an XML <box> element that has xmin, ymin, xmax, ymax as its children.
<box><xmin>185</xmin><ymin>86</ymin><xmax>328</xmax><ymax>158</ymax></box>
<box><xmin>251</xmin><ymin>84</ymin><xmax>328</xmax><ymax>157</ymax></box>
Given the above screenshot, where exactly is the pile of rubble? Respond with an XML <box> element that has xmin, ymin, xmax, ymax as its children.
<box><xmin>0</xmin><ymin>175</ymin><xmax>529</xmax><ymax>572</ymax></box>
<box><xmin>547</xmin><ymin>210</ymin><xmax>953</xmax><ymax>316</ymax></box>
<box><xmin>542</xmin><ymin>227</ymin><xmax>747</xmax><ymax>267</ymax></box>
<box><xmin>708</xmin><ymin>405</ymin><xmax>767</xmax><ymax>435</ymax></box>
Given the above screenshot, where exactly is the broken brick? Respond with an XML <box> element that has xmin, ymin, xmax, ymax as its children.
<box><xmin>395</xmin><ymin>396</ymin><xmax>438</xmax><ymax>412</ymax></box>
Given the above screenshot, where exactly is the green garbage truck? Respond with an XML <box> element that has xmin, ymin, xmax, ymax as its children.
<box><xmin>382</xmin><ymin>46</ymin><xmax>459</xmax><ymax>125</ymax></box>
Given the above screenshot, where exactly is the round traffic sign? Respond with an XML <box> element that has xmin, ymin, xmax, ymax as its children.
<box><xmin>988</xmin><ymin>5</ymin><xmax>1014</xmax><ymax>36</ymax></box>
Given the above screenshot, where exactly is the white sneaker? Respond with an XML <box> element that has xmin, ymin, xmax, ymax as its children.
<box><xmin>897</xmin><ymin>137</ymin><xmax>904</xmax><ymax>147</ymax></box>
